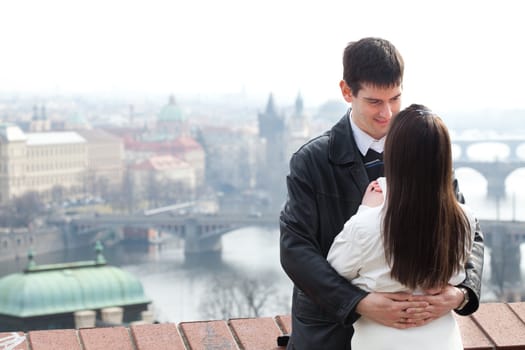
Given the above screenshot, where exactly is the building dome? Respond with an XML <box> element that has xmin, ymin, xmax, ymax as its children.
<box><xmin>67</xmin><ymin>112</ymin><xmax>92</xmax><ymax>129</ymax></box>
<box><xmin>0</xmin><ymin>252</ymin><xmax>150</xmax><ymax>317</ymax></box>
<box><xmin>158</xmin><ymin>95</ymin><xmax>185</xmax><ymax>122</ymax></box>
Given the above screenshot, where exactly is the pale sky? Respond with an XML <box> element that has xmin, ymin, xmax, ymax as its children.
<box><xmin>0</xmin><ymin>0</ymin><xmax>524</xmax><ymax>113</ymax></box>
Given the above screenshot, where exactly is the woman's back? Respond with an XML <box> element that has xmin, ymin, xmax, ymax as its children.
<box><xmin>327</xmin><ymin>178</ymin><xmax>477</xmax><ymax>349</ymax></box>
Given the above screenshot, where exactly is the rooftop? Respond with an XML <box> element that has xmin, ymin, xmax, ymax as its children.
<box><xmin>75</xmin><ymin>129</ymin><xmax>123</xmax><ymax>143</ymax></box>
<box><xmin>26</xmin><ymin>131</ymin><xmax>86</xmax><ymax>146</ymax></box>
<box><xmin>0</xmin><ymin>123</ymin><xmax>27</xmax><ymax>142</ymax></box>
<box><xmin>1</xmin><ymin>302</ymin><xmax>524</xmax><ymax>349</ymax></box>
<box><xmin>132</xmin><ymin>155</ymin><xmax>191</xmax><ymax>171</ymax></box>
<box><xmin>0</xmin><ymin>245</ymin><xmax>150</xmax><ymax>329</ymax></box>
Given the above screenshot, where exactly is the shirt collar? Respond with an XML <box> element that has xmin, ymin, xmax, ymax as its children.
<box><xmin>349</xmin><ymin>111</ymin><xmax>385</xmax><ymax>156</ymax></box>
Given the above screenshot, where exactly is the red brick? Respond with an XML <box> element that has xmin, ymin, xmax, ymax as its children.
<box><xmin>507</xmin><ymin>302</ymin><xmax>525</xmax><ymax>322</ymax></box>
<box><xmin>28</xmin><ymin>329</ymin><xmax>81</xmax><ymax>350</ymax></box>
<box><xmin>79</xmin><ymin>327</ymin><xmax>134</xmax><ymax>350</ymax></box>
<box><xmin>130</xmin><ymin>323</ymin><xmax>185</xmax><ymax>350</ymax></box>
<box><xmin>229</xmin><ymin>317</ymin><xmax>282</xmax><ymax>350</ymax></box>
<box><xmin>472</xmin><ymin>302</ymin><xmax>525</xmax><ymax>348</ymax></box>
<box><xmin>180</xmin><ymin>320</ymin><xmax>236</xmax><ymax>349</ymax></box>
<box><xmin>454</xmin><ymin>314</ymin><xmax>493</xmax><ymax>350</ymax></box>
<box><xmin>0</xmin><ymin>332</ymin><xmax>27</xmax><ymax>350</ymax></box>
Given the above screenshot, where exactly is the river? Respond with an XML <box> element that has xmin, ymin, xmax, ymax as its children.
<box><xmin>0</xmin><ymin>226</ymin><xmax>292</xmax><ymax>323</ymax></box>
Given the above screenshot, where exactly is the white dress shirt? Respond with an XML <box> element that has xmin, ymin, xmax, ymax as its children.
<box><xmin>349</xmin><ymin>113</ymin><xmax>385</xmax><ymax>156</ymax></box>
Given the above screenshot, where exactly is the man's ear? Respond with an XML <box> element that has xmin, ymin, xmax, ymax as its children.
<box><xmin>339</xmin><ymin>80</ymin><xmax>353</xmax><ymax>103</ymax></box>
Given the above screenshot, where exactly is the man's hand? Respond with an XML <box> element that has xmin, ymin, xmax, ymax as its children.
<box><xmin>406</xmin><ymin>285</ymin><xmax>464</xmax><ymax>323</ymax></box>
<box><xmin>356</xmin><ymin>292</ymin><xmax>430</xmax><ymax>329</ymax></box>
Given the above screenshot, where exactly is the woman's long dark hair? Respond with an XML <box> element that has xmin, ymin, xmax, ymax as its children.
<box><xmin>382</xmin><ymin>104</ymin><xmax>470</xmax><ymax>290</ymax></box>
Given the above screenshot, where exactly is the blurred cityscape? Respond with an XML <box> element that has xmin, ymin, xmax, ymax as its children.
<box><xmin>1</xmin><ymin>91</ymin><xmax>525</xmax><ymax>331</ymax></box>
<box><xmin>0</xmin><ymin>92</ymin><xmax>345</xmax><ymax>228</ymax></box>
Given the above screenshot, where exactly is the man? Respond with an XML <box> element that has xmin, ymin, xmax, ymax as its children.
<box><xmin>279</xmin><ymin>37</ymin><xmax>484</xmax><ymax>349</ymax></box>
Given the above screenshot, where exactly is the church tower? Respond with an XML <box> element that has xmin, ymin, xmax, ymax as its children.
<box><xmin>29</xmin><ymin>105</ymin><xmax>51</xmax><ymax>132</ymax></box>
<box><xmin>286</xmin><ymin>92</ymin><xmax>310</xmax><ymax>159</ymax></box>
<box><xmin>257</xmin><ymin>93</ymin><xmax>287</xmax><ymax>206</ymax></box>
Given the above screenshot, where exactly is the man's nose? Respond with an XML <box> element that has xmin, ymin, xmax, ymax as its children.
<box><xmin>379</xmin><ymin>103</ymin><xmax>393</xmax><ymax>118</ymax></box>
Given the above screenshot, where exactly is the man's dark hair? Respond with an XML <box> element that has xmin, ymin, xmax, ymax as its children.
<box><xmin>343</xmin><ymin>37</ymin><xmax>404</xmax><ymax>96</ymax></box>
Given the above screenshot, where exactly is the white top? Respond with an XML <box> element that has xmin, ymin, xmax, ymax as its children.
<box><xmin>327</xmin><ymin>177</ymin><xmax>477</xmax><ymax>349</ymax></box>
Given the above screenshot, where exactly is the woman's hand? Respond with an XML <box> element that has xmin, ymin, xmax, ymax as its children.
<box><xmin>362</xmin><ymin>181</ymin><xmax>384</xmax><ymax>207</ymax></box>
<box><xmin>405</xmin><ymin>285</ymin><xmax>466</xmax><ymax>324</ymax></box>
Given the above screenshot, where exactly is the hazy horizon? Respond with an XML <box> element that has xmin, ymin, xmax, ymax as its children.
<box><xmin>1</xmin><ymin>90</ymin><xmax>524</xmax><ymax>135</ymax></box>
<box><xmin>1</xmin><ymin>0</ymin><xmax>524</xmax><ymax>115</ymax></box>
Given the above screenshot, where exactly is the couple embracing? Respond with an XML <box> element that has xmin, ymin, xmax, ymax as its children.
<box><xmin>280</xmin><ymin>37</ymin><xmax>483</xmax><ymax>350</ymax></box>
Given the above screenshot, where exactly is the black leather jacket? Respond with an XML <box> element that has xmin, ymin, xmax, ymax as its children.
<box><xmin>280</xmin><ymin>112</ymin><xmax>484</xmax><ymax>349</ymax></box>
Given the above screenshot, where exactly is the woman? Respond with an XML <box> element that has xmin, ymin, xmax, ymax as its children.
<box><xmin>327</xmin><ymin>104</ymin><xmax>478</xmax><ymax>349</ymax></box>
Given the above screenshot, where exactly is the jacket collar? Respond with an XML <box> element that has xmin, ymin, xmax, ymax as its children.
<box><xmin>328</xmin><ymin>109</ymin><xmax>361</xmax><ymax>165</ymax></box>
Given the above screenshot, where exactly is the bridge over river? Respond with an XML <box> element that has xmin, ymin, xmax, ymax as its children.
<box><xmin>480</xmin><ymin>219</ymin><xmax>525</xmax><ymax>301</ymax></box>
<box><xmin>53</xmin><ymin>212</ymin><xmax>279</xmax><ymax>255</ymax></box>
<box><xmin>55</xmin><ymin>212</ymin><xmax>524</xmax><ymax>256</ymax></box>
<box><xmin>48</xmin><ymin>209</ymin><xmax>525</xmax><ymax>301</ymax></box>
<box><xmin>52</xmin><ymin>212</ymin><xmax>525</xmax><ymax>301</ymax></box>
<box><xmin>451</xmin><ymin>136</ymin><xmax>525</xmax><ymax>198</ymax></box>
<box><xmin>61</xmin><ymin>212</ymin><xmax>525</xmax><ymax>246</ymax></box>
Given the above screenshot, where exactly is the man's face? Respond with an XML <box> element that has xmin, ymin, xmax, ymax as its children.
<box><xmin>340</xmin><ymin>81</ymin><xmax>402</xmax><ymax>140</ymax></box>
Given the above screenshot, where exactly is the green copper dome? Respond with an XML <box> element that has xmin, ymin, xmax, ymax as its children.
<box><xmin>158</xmin><ymin>95</ymin><xmax>185</xmax><ymax>122</ymax></box>
<box><xmin>0</xmin><ymin>250</ymin><xmax>150</xmax><ymax>317</ymax></box>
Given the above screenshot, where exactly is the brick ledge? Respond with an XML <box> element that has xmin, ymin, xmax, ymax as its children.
<box><xmin>1</xmin><ymin>302</ymin><xmax>524</xmax><ymax>349</ymax></box>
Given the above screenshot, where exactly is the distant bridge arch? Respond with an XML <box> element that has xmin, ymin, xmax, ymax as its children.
<box><xmin>453</xmin><ymin>160</ymin><xmax>525</xmax><ymax>198</ymax></box>
<box><xmin>452</xmin><ymin>139</ymin><xmax>525</xmax><ymax>162</ymax></box>
<box><xmin>63</xmin><ymin>213</ymin><xmax>278</xmax><ymax>256</ymax></box>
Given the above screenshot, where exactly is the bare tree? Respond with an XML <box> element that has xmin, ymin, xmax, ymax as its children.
<box><xmin>51</xmin><ymin>185</ymin><xmax>65</xmax><ymax>204</ymax></box>
<box><xmin>0</xmin><ymin>191</ymin><xmax>45</xmax><ymax>227</ymax></box>
<box><xmin>199</xmin><ymin>272</ymin><xmax>289</xmax><ymax>320</ymax></box>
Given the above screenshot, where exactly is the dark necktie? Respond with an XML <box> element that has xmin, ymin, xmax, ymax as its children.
<box><xmin>363</xmin><ymin>148</ymin><xmax>384</xmax><ymax>181</ymax></box>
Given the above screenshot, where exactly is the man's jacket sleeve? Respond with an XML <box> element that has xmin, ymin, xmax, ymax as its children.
<box><xmin>280</xmin><ymin>153</ymin><xmax>367</xmax><ymax>325</ymax></box>
<box><xmin>454</xmin><ymin>176</ymin><xmax>484</xmax><ymax>315</ymax></box>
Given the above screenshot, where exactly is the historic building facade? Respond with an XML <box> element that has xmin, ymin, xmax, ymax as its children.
<box><xmin>0</xmin><ymin>123</ymin><xmax>87</xmax><ymax>203</ymax></box>
<box><xmin>75</xmin><ymin>129</ymin><xmax>125</xmax><ymax>192</ymax></box>
<box><xmin>0</xmin><ymin>123</ymin><xmax>124</xmax><ymax>203</ymax></box>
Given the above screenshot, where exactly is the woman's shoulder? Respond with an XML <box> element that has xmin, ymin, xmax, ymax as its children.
<box><xmin>344</xmin><ymin>204</ymin><xmax>383</xmax><ymax>240</ymax></box>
